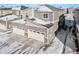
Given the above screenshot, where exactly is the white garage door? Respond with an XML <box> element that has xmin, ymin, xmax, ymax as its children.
<box><xmin>28</xmin><ymin>29</ymin><xmax>44</xmax><ymax>42</ymax></box>
<box><xmin>0</xmin><ymin>24</ymin><xmax>6</xmax><ymax>30</ymax></box>
<box><xmin>13</xmin><ymin>26</ymin><xmax>25</xmax><ymax>36</ymax></box>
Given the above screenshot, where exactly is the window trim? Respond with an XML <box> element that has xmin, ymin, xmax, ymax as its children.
<box><xmin>43</xmin><ymin>13</ymin><xmax>49</xmax><ymax>19</ymax></box>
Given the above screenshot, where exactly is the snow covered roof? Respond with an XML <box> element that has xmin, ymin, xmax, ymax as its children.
<box><xmin>12</xmin><ymin>6</ymin><xmax>29</xmax><ymax>10</ymax></box>
<box><xmin>26</xmin><ymin>21</ymin><xmax>42</xmax><ymax>28</ymax></box>
<box><xmin>0</xmin><ymin>7</ymin><xmax>12</xmax><ymax>10</ymax></box>
<box><xmin>12</xmin><ymin>18</ymin><xmax>45</xmax><ymax>28</ymax></box>
<box><xmin>64</xmin><ymin>14</ymin><xmax>74</xmax><ymax>21</ymax></box>
<box><xmin>12</xmin><ymin>19</ymin><xmax>25</xmax><ymax>24</ymax></box>
<box><xmin>33</xmin><ymin>17</ymin><xmax>51</xmax><ymax>25</ymax></box>
<box><xmin>29</xmin><ymin>17</ymin><xmax>53</xmax><ymax>28</ymax></box>
<box><xmin>0</xmin><ymin>15</ymin><xmax>20</xmax><ymax>21</ymax></box>
<box><xmin>34</xmin><ymin>4</ymin><xmax>63</xmax><ymax>12</ymax></box>
<box><xmin>12</xmin><ymin>16</ymin><xmax>53</xmax><ymax>28</ymax></box>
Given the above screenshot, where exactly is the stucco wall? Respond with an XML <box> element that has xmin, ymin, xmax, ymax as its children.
<box><xmin>47</xmin><ymin>22</ymin><xmax>58</xmax><ymax>44</ymax></box>
<box><xmin>0</xmin><ymin>10</ymin><xmax>12</xmax><ymax>16</ymax></box>
<box><xmin>53</xmin><ymin>11</ymin><xmax>63</xmax><ymax>23</ymax></box>
<box><xmin>34</xmin><ymin>11</ymin><xmax>53</xmax><ymax>22</ymax></box>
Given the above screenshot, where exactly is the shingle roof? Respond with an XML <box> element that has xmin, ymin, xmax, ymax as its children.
<box><xmin>20</xmin><ymin>6</ymin><xmax>29</xmax><ymax>10</ymax></box>
<box><xmin>0</xmin><ymin>8</ymin><xmax>12</xmax><ymax>10</ymax></box>
<box><xmin>29</xmin><ymin>17</ymin><xmax>53</xmax><ymax>28</ymax></box>
<box><xmin>43</xmin><ymin>4</ymin><xmax>64</xmax><ymax>11</ymax></box>
<box><xmin>42</xmin><ymin>23</ymin><xmax>53</xmax><ymax>28</ymax></box>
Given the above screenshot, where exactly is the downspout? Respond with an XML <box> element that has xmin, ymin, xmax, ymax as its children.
<box><xmin>6</xmin><ymin>18</ymin><xmax>8</xmax><ymax>31</ymax></box>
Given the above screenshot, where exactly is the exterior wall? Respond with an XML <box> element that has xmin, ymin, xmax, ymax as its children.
<box><xmin>74</xmin><ymin>11</ymin><xmax>79</xmax><ymax>24</ymax></box>
<box><xmin>0</xmin><ymin>10</ymin><xmax>3</xmax><ymax>16</ymax></box>
<box><xmin>0</xmin><ymin>10</ymin><xmax>12</xmax><ymax>16</ymax></box>
<box><xmin>33</xmin><ymin>11</ymin><xmax>64</xmax><ymax>24</ymax></box>
<box><xmin>33</xmin><ymin>11</ymin><xmax>53</xmax><ymax>22</ymax></box>
<box><xmin>12</xmin><ymin>10</ymin><xmax>33</xmax><ymax>16</ymax></box>
<box><xmin>20</xmin><ymin>10</ymin><xmax>28</xmax><ymax>15</ymax></box>
<box><xmin>47</xmin><ymin>22</ymin><xmax>58</xmax><ymax>44</ymax></box>
<box><xmin>0</xmin><ymin>20</ymin><xmax>11</xmax><ymax>31</ymax></box>
<box><xmin>26</xmin><ymin>10</ymin><xmax>34</xmax><ymax>17</ymax></box>
<box><xmin>53</xmin><ymin>11</ymin><xmax>63</xmax><ymax>23</ymax></box>
<box><xmin>12</xmin><ymin>10</ymin><xmax>20</xmax><ymax>15</ymax></box>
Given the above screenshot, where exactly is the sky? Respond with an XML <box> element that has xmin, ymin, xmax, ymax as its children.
<box><xmin>0</xmin><ymin>4</ymin><xmax>79</xmax><ymax>8</ymax></box>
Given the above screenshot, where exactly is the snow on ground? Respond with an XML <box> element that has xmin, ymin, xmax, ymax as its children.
<box><xmin>0</xmin><ymin>42</ymin><xmax>24</xmax><ymax>54</ymax></box>
<box><xmin>0</xmin><ymin>29</ymin><xmax>76</xmax><ymax>54</ymax></box>
<box><xmin>38</xmin><ymin>37</ymin><xmax>64</xmax><ymax>54</ymax></box>
<box><xmin>38</xmin><ymin>29</ymin><xmax>76</xmax><ymax>54</ymax></box>
<box><xmin>64</xmin><ymin>33</ymin><xmax>76</xmax><ymax>54</ymax></box>
<box><xmin>64</xmin><ymin>14</ymin><xmax>74</xmax><ymax>21</ymax></box>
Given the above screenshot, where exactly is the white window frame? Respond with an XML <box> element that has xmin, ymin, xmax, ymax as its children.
<box><xmin>43</xmin><ymin>13</ymin><xmax>49</xmax><ymax>19</ymax></box>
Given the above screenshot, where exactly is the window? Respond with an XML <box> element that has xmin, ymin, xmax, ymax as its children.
<box><xmin>41</xmin><ymin>33</ymin><xmax>45</xmax><ymax>35</ymax></box>
<box><xmin>37</xmin><ymin>32</ymin><xmax>40</xmax><ymax>34</ymax></box>
<box><xmin>43</xmin><ymin>13</ymin><xmax>49</xmax><ymax>19</ymax></box>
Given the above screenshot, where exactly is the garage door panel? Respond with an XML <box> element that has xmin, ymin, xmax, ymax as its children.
<box><xmin>0</xmin><ymin>24</ymin><xmax>6</xmax><ymax>30</ymax></box>
<box><xmin>13</xmin><ymin>27</ymin><xmax>25</xmax><ymax>36</ymax></box>
<box><xmin>28</xmin><ymin>30</ymin><xmax>44</xmax><ymax>42</ymax></box>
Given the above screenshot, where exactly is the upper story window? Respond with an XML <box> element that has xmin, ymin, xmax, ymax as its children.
<box><xmin>43</xmin><ymin>13</ymin><xmax>49</xmax><ymax>19</ymax></box>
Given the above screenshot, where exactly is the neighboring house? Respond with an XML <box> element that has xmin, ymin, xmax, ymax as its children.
<box><xmin>12</xmin><ymin>6</ymin><xmax>29</xmax><ymax>15</ymax></box>
<box><xmin>73</xmin><ymin>9</ymin><xmax>79</xmax><ymax>43</ymax></box>
<box><xmin>0</xmin><ymin>15</ymin><xmax>20</xmax><ymax>31</ymax></box>
<box><xmin>64</xmin><ymin>14</ymin><xmax>74</xmax><ymax>28</ymax></box>
<box><xmin>0</xmin><ymin>7</ymin><xmax>12</xmax><ymax>16</ymax></box>
<box><xmin>0</xmin><ymin>6</ymin><xmax>29</xmax><ymax>16</ymax></box>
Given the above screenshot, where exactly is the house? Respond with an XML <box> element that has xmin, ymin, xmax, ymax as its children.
<box><xmin>11</xmin><ymin>17</ymin><xmax>54</xmax><ymax>46</ymax></box>
<box><xmin>26</xmin><ymin>4</ymin><xmax>64</xmax><ymax>34</ymax></box>
<box><xmin>0</xmin><ymin>6</ymin><xmax>29</xmax><ymax>16</ymax></box>
<box><xmin>11</xmin><ymin>4</ymin><xmax>64</xmax><ymax>46</ymax></box>
<box><xmin>11</xmin><ymin>6</ymin><xmax>29</xmax><ymax>15</ymax></box>
<box><xmin>73</xmin><ymin>9</ymin><xmax>79</xmax><ymax>43</ymax></box>
<box><xmin>27</xmin><ymin>4</ymin><xmax>64</xmax><ymax>22</ymax></box>
<box><xmin>0</xmin><ymin>4</ymin><xmax>64</xmax><ymax>46</ymax></box>
<box><xmin>0</xmin><ymin>15</ymin><xmax>20</xmax><ymax>31</ymax></box>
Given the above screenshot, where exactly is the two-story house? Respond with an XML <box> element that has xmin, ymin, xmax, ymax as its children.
<box><xmin>11</xmin><ymin>4</ymin><xmax>64</xmax><ymax>46</ymax></box>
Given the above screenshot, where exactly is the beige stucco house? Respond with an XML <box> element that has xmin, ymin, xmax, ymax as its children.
<box><xmin>0</xmin><ymin>4</ymin><xmax>64</xmax><ymax>47</ymax></box>
<box><xmin>10</xmin><ymin>4</ymin><xmax>64</xmax><ymax>46</ymax></box>
<box><xmin>11</xmin><ymin>17</ymin><xmax>54</xmax><ymax>46</ymax></box>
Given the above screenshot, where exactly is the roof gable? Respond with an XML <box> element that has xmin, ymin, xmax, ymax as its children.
<box><xmin>36</xmin><ymin>5</ymin><xmax>53</xmax><ymax>12</ymax></box>
<box><xmin>43</xmin><ymin>4</ymin><xmax>63</xmax><ymax>12</ymax></box>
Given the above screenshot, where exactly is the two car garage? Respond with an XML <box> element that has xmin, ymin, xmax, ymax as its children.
<box><xmin>13</xmin><ymin>26</ymin><xmax>45</xmax><ymax>42</ymax></box>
